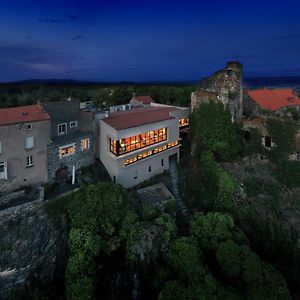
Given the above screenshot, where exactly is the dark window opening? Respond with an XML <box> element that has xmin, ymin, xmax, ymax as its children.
<box><xmin>265</xmin><ymin>136</ymin><xmax>271</xmax><ymax>148</ymax></box>
<box><xmin>244</xmin><ymin>130</ymin><xmax>251</xmax><ymax>143</ymax></box>
<box><xmin>149</xmin><ymin>166</ymin><xmax>152</xmax><ymax>172</ymax></box>
<box><xmin>134</xmin><ymin>171</ymin><xmax>137</xmax><ymax>179</ymax></box>
<box><xmin>226</xmin><ymin>69</ymin><xmax>234</xmax><ymax>76</ymax></box>
<box><xmin>113</xmin><ymin>176</ymin><xmax>116</xmax><ymax>183</ymax></box>
<box><xmin>161</xmin><ymin>159</ymin><xmax>164</xmax><ymax>166</ymax></box>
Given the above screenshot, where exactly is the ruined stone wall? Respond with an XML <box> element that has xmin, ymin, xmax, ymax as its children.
<box><xmin>191</xmin><ymin>61</ymin><xmax>243</xmax><ymax>122</ymax></box>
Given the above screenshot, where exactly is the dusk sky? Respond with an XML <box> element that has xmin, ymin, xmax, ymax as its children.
<box><xmin>1</xmin><ymin>0</ymin><xmax>300</xmax><ymax>82</ymax></box>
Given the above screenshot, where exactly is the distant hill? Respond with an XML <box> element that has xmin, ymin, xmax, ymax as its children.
<box><xmin>0</xmin><ymin>77</ymin><xmax>300</xmax><ymax>89</ymax></box>
<box><xmin>243</xmin><ymin>77</ymin><xmax>300</xmax><ymax>89</ymax></box>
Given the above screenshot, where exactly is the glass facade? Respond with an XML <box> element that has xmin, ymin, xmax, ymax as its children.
<box><xmin>124</xmin><ymin>140</ymin><xmax>179</xmax><ymax>166</ymax></box>
<box><xmin>110</xmin><ymin>128</ymin><xmax>167</xmax><ymax>156</ymax></box>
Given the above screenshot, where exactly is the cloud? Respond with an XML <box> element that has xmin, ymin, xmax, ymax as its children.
<box><xmin>69</xmin><ymin>16</ymin><xmax>79</xmax><ymax>21</ymax></box>
<box><xmin>38</xmin><ymin>18</ymin><xmax>65</xmax><ymax>23</ymax></box>
<box><xmin>71</xmin><ymin>35</ymin><xmax>84</xmax><ymax>41</ymax></box>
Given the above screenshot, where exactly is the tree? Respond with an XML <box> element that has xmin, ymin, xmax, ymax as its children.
<box><xmin>191</xmin><ymin>101</ymin><xmax>242</xmax><ymax>161</ymax></box>
<box><xmin>167</xmin><ymin>237</ymin><xmax>206</xmax><ymax>283</ymax></box>
<box><xmin>66</xmin><ymin>182</ymin><xmax>128</xmax><ymax>300</ymax></box>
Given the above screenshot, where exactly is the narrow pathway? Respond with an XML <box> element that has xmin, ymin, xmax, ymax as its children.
<box><xmin>169</xmin><ymin>158</ymin><xmax>190</xmax><ymax>227</ymax></box>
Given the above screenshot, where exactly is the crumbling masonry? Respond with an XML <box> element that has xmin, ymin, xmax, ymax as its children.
<box><xmin>191</xmin><ymin>61</ymin><xmax>243</xmax><ymax>122</ymax></box>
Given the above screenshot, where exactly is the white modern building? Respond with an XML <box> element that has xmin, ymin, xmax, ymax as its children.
<box><xmin>99</xmin><ymin>103</ymin><xmax>189</xmax><ymax>188</ymax></box>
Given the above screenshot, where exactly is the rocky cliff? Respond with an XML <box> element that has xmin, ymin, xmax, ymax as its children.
<box><xmin>0</xmin><ymin>198</ymin><xmax>69</xmax><ymax>299</ymax></box>
<box><xmin>191</xmin><ymin>61</ymin><xmax>243</xmax><ymax>122</ymax></box>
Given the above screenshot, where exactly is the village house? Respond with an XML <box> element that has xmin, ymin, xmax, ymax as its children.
<box><xmin>243</xmin><ymin>88</ymin><xmax>300</xmax><ymax>150</ymax></box>
<box><xmin>0</xmin><ymin>95</ymin><xmax>189</xmax><ymax>193</ymax></box>
<box><xmin>0</xmin><ymin>105</ymin><xmax>51</xmax><ymax>192</ymax></box>
<box><xmin>243</xmin><ymin>88</ymin><xmax>300</xmax><ymax>117</ymax></box>
<box><xmin>99</xmin><ymin>101</ymin><xmax>189</xmax><ymax>188</ymax></box>
<box><xmin>41</xmin><ymin>99</ymin><xmax>94</xmax><ymax>183</ymax></box>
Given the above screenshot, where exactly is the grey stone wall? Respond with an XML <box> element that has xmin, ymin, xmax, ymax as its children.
<box><xmin>191</xmin><ymin>61</ymin><xmax>243</xmax><ymax>122</ymax></box>
<box><xmin>0</xmin><ymin>190</ymin><xmax>25</xmax><ymax>208</ymax></box>
<box><xmin>47</xmin><ymin>132</ymin><xmax>94</xmax><ymax>181</ymax></box>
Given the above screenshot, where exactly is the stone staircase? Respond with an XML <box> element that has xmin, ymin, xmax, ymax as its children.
<box><xmin>169</xmin><ymin>158</ymin><xmax>190</xmax><ymax>228</ymax></box>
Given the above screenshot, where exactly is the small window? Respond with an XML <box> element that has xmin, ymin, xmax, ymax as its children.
<box><xmin>81</xmin><ymin>138</ymin><xmax>90</xmax><ymax>151</ymax></box>
<box><xmin>0</xmin><ymin>162</ymin><xmax>7</xmax><ymax>180</ymax></box>
<box><xmin>25</xmin><ymin>137</ymin><xmax>34</xmax><ymax>150</ymax></box>
<box><xmin>265</xmin><ymin>136</ymin><xmax>271</xmax><ymax>148</ymax></box>
<box><xmin>58</xmin><ymin>123</ymin><xmax>67</xmax><ymax>135</ymax></box>
<box><xmin>59</xmin><ymin>144</ymin><xmax>75</xmax><ymax>158</ymax></box>
<box><xmin>113</xmin><ymin>176</ymin><xmax>116</xmax><ymax>183</ymax></box>
<box><xmin>149</xmin><ymin>166</ymin><xmax>152</xmax><ymax>172</ymax></box>
<box><xmin>134</xmin><ymin>170</ymin><xmax>137</xmax><ymax>179</ymax></box>
<box><xmin>161</xmin><ymin>159</ymin><xmax>164</xmax><ymax>166</ymax></box>
<box><xmin>26</xmin><ymin>156</ymin><xmax>33</xmax><ymax>167</ymax></box>
<box><xmin>27</xmin><ymin>124</ymin><xmax>32</xmax><ymax>130</ymax></box>
<box><xmin>70</xmin><ymin>121</ymin><xmax>78</xmax><ymax>128</ymax></box>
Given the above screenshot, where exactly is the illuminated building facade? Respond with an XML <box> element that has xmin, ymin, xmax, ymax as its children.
<box><xmin>99</xmin><ymin>105</ymin><xmax>188</xmax><ymax>188</ymax></box>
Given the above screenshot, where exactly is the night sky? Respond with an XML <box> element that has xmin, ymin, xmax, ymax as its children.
<box><xmin>1</xmin><ymin>0</ymin><xmax>300</xmax><ymax>82</ymax></box>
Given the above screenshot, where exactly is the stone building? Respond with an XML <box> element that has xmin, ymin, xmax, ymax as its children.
<box><xmin>191</xmin><ymin>61</ymin><xmax>243</xmax><ymax>122</ymax></box>
<box><xmin>0</xmin><ymin>105</ymin><xmax>51</xmax><ymax>192</ymax></box>
<box><xmin>243</xmin><ymin>88</ymin><xmax>300</xmax><ymax>117</ymax></box>
<box><xmin>41</xmin><ymin>99</ymin><xmax>94</xmax><ymax>182</ymax></box>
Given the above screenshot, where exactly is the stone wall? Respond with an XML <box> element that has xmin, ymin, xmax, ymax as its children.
<box><xmin>0</xmin><ymin>199</ymin><xmax>68</xmax><ymax>299</ymax></box>
<box><xmin>0</xmin><ymin>190</ymin><xmax>25</xmax><ymax>209</ymax></box>
<box><xmin>47</xmin><ymin>132</ymin><xmax>94</xmax><ymax>181</ymax></box>
<box><xmin>191</xmin><ymin>61</ymin><xmax>243</xmax><ymax>122</ymax></box>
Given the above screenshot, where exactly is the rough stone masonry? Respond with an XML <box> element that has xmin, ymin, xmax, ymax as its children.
<box><xmin>191</xmin><ymin>61</ymin><xmax>243</xmax><ymax>122</ymax></box>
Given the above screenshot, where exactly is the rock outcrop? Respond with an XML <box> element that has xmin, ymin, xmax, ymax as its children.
<box><xmin>0</xmin><ymin>199</ymin><xmax>69</xmax><ymax>299</ymax></box>
<box><xmin>191</xmin><ymin>61</ymin><xmax>243</xmax><ymax>122</ymax></box>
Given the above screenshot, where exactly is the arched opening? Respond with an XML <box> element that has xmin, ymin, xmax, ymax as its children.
<box><xmin>55</xmin><ymin>166</ymin><xmax>68</xmax><ymax>182</ymax></box>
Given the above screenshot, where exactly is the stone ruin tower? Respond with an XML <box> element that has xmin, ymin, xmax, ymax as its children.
<box><xmin>191</xmin><ymin>61</ymin><xmax>243</xmax><ymax>122</ymax></box>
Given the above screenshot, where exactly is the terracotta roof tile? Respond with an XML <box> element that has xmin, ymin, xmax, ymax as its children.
<box><xmin>102</xmin><ymin>106</ymin><xmax>178</xmax><ymax>130</ymax></box>
<box><xmin>0</xmin><ymin>104</ymin><xmax>50</xmax><ymax>126</ymax></box>
<box><xmin>135</xmin><ymin>95</ymin><xmax>154</xmax><ymax>104</ymax></box>
<box><xmin>248</xmin><ymin>88</ymin><xmax>300</xmax><ymax>111</ymax></box>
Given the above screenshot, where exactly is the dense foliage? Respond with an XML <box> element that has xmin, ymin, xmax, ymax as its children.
<box><xmin>191</xmin><ymin>101</ymin><xmax>242</xmax><ymax>160</ymax></box>
<box><xmin>0</xmin><ymin>82</ymin><xmax>194</xmax><ymax>108</ymax></box>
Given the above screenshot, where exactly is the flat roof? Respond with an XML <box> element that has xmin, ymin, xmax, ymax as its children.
<box><xmin>102</xmin><ymin>106</ymin><xmax>179</xmax><ymax>130</ymax></box>
<box><xmin>0</xmin><ymin>104</ymin><xmax>50</xmax><ymax>126</ymax></box>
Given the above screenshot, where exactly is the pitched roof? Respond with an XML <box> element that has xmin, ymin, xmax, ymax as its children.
<box><xmin>102</xmin><ymin>106</ymin><xmax>178</xmax><ymax>130</ymax></box>
<box><xmin>0</xmin><ymin>104</ymin><xmax>50</xmax><ymax>126</ymax></box>
<box><xmin>247</xmin><ymin>88</ymin><xmax>300</xmax><ymax>111</ymax></box>
<box><xmin>135</xmin><ymin>95</ymin><xmax>154</xmax><ymax>104</ymax></box>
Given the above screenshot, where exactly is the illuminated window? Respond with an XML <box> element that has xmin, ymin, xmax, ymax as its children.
<box><xmin>124</xmin><ymin>140</ymin><xmax>180</xmax><ymax>166</ymax></box>
<box><xmin>81</xmin><ymin>138</ymin><xmax>90</xmax><ymax>151</ymax></box>
<box><xmin>110</xmin><ymin>128</ymin><xmax>167</xmax><ymax>156</ymax></box>
<box><xmin>179</xmin><ymin>118</ymin><xmax>189</xmax><ymax>128</ymax></box>
<box><xmin>59</xmin><ymin>144</ymin><xmax>75</xmax><ymax>158</ymax></box>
